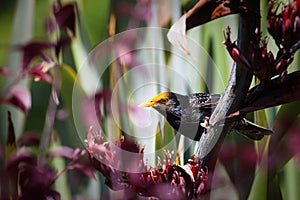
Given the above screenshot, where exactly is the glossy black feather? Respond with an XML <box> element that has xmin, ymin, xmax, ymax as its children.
<box><xmin>153</xmin><ymin>92</ymin><xmax>220</xmax><ymax>140</ymax></box>
<box><xmin>150</xmin><ymin>92</ymin><xmax>272</xmax><ymax>141</ymax></box>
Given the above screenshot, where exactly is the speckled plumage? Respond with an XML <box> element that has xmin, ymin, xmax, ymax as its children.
<box><xmin>148</xmin><ymin>92</ymin><xmax>220</xmax><ymax>140</ymax></box>
<box><xmin>141</xmin><ymin>92</ymin><xmax>272</xmax><ymax>141</ymax></box>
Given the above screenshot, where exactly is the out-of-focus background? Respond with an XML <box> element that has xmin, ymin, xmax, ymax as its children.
<box><xmin>0</xmin><ymin>0</ymin><xmax>299</xmax><ymax>199</ymax></box>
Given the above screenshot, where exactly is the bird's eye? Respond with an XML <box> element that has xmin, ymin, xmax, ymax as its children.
<box><xmin>160</xmin><ymin>99</ymin><xmax>167</xmax><ymax>104</ymax></box>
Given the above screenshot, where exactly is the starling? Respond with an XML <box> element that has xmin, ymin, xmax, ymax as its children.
<box><xmin>140</xmin><ymin>92</ymin><xmax>272</xmax><ymax>141</ymax></box>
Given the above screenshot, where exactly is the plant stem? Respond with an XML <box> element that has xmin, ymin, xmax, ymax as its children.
<box><xmin>37</xmin><ymin>67</ymin><xmax>62</xmax><ymax>166</ymax></box>
<box><xmin>195</xmin><ymin>0</ymin><xmax>261</xmax><ymax>192</ymax></box>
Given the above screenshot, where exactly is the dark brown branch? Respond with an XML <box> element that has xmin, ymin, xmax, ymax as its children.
<box><xmin>229</xmin><ymin>70</ymin><xmax>300</xmax><ymax>117</ymax></box>
<box><xmin>186</xmin><ymin>0</ymin><xmax>247</xmax><ymax>30</ymax></box>
<box><xmin>195</xmin><ymin>0</ymin><xmax>260</xmax><ymax>192</ymax></box>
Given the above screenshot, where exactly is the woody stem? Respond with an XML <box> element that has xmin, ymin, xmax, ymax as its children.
<box><xmin>195</xmin><ymin>0</ymin><xmax>260</xmax><ymax>192</ymax></box>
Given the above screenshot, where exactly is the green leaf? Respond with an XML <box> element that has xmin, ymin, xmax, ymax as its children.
<box><xmin>79</xmin><ymin>0</ymin><xmax>110</xmax><ymax>46</ymax></box>
<box><xmin>201</xmin><ymin>18</ymin><xmax>235</xmax><ymax>91</ymax></box>
<box><xmin>0</xmin><ymin>0</ymin><xmax>35</xmax><ymax>141</ymax></box>
<box><xmin>281</xmin><ymin>158</ymin><xmax>300</xmax><ymax>200</ymax></box>
<box><xmin>24</xmin><ymin>81</ymin><xmax>51</xmax><ymax>132</ymax></box>
<box><xmin>5</xmin><ymin>111</ymin><xmax>16</xmax><ymax>158</ymax></box>
<box><xmin>254</xmin><ymin>109</ymin><xmax>270</xmax><ymax>153</ymax></box>
<box><xmin>0</xmin><ymin>2</ymin><xmax>14</xmax><ymax>66</ymax></box>
<box><xmin>266</xmin><ymin>102</ymin><xmax>300</xmax><ymax>191</ymax></box>
<box><xmin>248</xmin><ymin>137</ymin><xmax>270</xmax><ymax>200</ymax></box>
<box><xmin>163</xmin><ymin>120</ymin><xmax>177</xmax><ymax>152</ymax></box>
<box><xmin>70</xmin><ymin>5</ymin><xmax>100</xmax><ymax>95</ymax></box>
<box><xmin>155</xmin><ymin>122</ymin><xmax>164</xmax><ymax>164</ymax></box>
<box><xmin>49</xmin><ymin>132</ymin><xmax>72</xmax><ymax>200</ymax></box>
<box><xmin>33</xmin><ymin>0</ymin><xmax>50</xmax><ymax>38</ymax></box>
<box><xmin>56</xmin><ymin>64</ymin><xmax>86</xmax><ymax>148</ymax></box>
<box><xmin>271</xmin><ymin>101</ymin><xmax>300</xmax><ymax>154</ymax></box>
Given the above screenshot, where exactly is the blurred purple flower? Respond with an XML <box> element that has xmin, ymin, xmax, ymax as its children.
<box><xmin>219</xmin><ymin>141</ymin><xmax>258</xmax><ymax>195</ymax></box>
<box><xmin>81</xmin><ymin>88</ymin><xmax>112</xmax><ymax>129</ymax></box>
<box><xmin>0</xmin><ymin>86</ymin><xmax>32</xmax><ymax>114</ymax></box>
<box><xmin>18</xmin><ymin>164</ymin><xmax>60</xmax><ymax>200</ymax></box>
<box><xmin>0</xmin><ymin>67</ymin><xmax>12</xmax><ymax>76</ymax></box>
<box><xmin>86</xmin><ymin>127</ymin><xmax>208</xmax><ymax>199</ymax></box>
<box><xmin>6</xmin><ymin>150</ymin><xmax>60</xmax><ymax>200</ymax></box>
<box><xmin>132</xmin><ymin>0</ymin><xmax>152</xmax><ymax>22</ymax></box>
<box><xmin>4</xmin><ymin>143</ymin><xmax>96</xmax><ymax>199</ymax></box>
<box><xmin>115</xmin><ymin>0</ymin><xmax>151</xmax><ymax>23</ymax></box>
<box><xmin>54</xmin><ymin>37</ymin><xmax>72</xmax><ymax>58</ymax></box>
<box><xmin>17</xmin><ymin>41</ymin><xmax>54</xmax><ymax>71</ymax></box>
<box><xmin>53</xmin><ymin>3</ymin><xmax>76</xmax><ymax>37</ymax></box>
<box><xmin>128</xmin><ymin>104</ymin><xmax>151</xmax><ymax>127</ymax></box>
<box><xmin>115</xmin><ymin>43</ymin><xmax>135</xmax><ymax>66</ymax></box>
<box><xmin>47</xmin><ymin>146</ymin><xmax>96</xmax><ymax>180</ymax></box>
<box><xmin>45</xmin><ymin>17</ymin><xmax>56</xmax><ymax>35</ymax></box>
<box><xmin>17</xmin><ymin>131</ymin><xmax>40</xmax><ymax>147</ymax></box>
<box><xmin>220</xmin><ymin>142</ymin><xmax>258</xmax><ymax>169</ymax></box>
<box><xmin>6</xmin><ymin>150</ymin><xmax>37</xmax><ymax>171</ymax></box>
<box><xmin>114</xmin><ymin>33</ymin><xmax>142</xmax><ymax>68</ymax></box>
<box><xmin>48</xmin><ymin>146</ymin><xmax>81</xmax><ymax>160</ymax></box>
<box><xmin>28</xmin><ymin>62</ymin><xmax>54</xmax><ymax>83</ymax></box>
<box><xmin>286</xmin><ymin>125</ymin><xmax>300</xmax><ymax>161</ymax></box>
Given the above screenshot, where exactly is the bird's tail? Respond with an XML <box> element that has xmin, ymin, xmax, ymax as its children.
<box><xmin>234</xmin><ymin>118</ymin><xmax>273</xmax><ymax>140</ymax></box>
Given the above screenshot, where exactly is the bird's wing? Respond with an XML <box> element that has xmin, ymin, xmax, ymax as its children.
<box><xmin>189</xmin><ymin>93</ymin><xmax>221</xmax><ymax>109</ymax></box>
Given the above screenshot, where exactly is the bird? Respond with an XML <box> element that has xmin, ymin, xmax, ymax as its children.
<box><xmin>139</xmin><ymin>92</ymin><xmax>273</xmax><ymax>141</ymax></box>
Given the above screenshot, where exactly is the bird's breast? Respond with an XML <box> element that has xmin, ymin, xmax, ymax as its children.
<box><xmin>181</xmin><ymin>107</ymin><xmax>207</xmax><ymax>123</ymax></box>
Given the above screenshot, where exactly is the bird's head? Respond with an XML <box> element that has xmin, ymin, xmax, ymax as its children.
<box><xmin>139</xmin><ymin>92</ymin><xmax>183</xmax><ymax>117</ymax></box>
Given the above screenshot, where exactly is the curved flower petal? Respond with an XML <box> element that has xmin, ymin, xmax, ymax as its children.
<box><xmin>3</xmin><ymin>86</ymin><xmax>32</xmax><ymax>114</ymax></box>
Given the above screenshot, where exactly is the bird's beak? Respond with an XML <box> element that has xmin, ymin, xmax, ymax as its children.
<box><xmin>138</xmin><ymin>101</ymin><xmax>155</xmax><ymax>107</ymax></box>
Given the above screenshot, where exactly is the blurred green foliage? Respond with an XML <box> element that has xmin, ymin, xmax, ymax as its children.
<box><xmin>0</xmin><ymin>0</ymin><xmax>299</xmax><ymax>199</ymax></box>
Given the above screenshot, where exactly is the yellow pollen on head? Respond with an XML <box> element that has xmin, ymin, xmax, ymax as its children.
<box><xmin>139</xmin><ymin>92</ymin><xmax>170</xmax><ymax>107</ymax></box>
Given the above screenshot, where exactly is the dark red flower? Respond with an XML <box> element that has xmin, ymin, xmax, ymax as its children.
<box><xmin>0</xmin><ymin>86</ymin><xmax>32</xmax><ymax>114</ymax></box>
<box><xmin>224</xmin><ymin>27</ymin><xmax>292</xmax><ymax>85</ymax></box>
<box><xmin>223</xmin><ymin>27</ymin><xmax>252</xmax><ymax>72</ymax></box>
<box><xmin>17</xmin><ymin>41</ymin><xmax>54</xmax><ymax>71</ymax></box>
<box><xmin>53</xmin><ymin>3</ymin><xmax>76</xmax><ymax>37</ymax></box>
<box><xmin>6</xmin><ymin>150</ymin><xmax>59</xmax><ymax>200</ymax></box>
<box><xmin>17</xmin><ymin>131</ymin><xmax>40</xmax><ymax>147</ymax></box>
<box><xmin>268</xmin><ymin>0</ymin><xmax>300</xmax><ymax>50</ymax></box>
<box><xmin>243</xmin><ymin>29</ymin><xmax>299</xmax><ymax>103</ymax></box>
<box><xmin>6</xmin><ymin>150</ymin><xmax>36</xmax><ymax>171</ymax></box>
<box><xmin>28</xmin><ymin>62</ymin><xmax>54</xmax><ymax>83</ymax></box>
<box><xmin>18</xmin><ymin>164</ymin><xmax>60</xmax><ymax>200</ymax></box>
<box><xmin>54</xmin><ymin>36</ymin><xmax>72</xmax><ymax>58</ymax></box>
<box><xmin>248</xmin><ymin>36</ymin><xmax>285</xmax><ymax>83</ymax></box>
<box><xmin>86</xmin><ymin>127</ymin><xmax>208</xmax><ymax>199</ymax></box>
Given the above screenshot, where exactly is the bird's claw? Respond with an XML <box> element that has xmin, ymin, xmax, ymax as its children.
<box><xmin>200</xmin><ymin>116</ymin><xmax>210</xmax><ymax>129</ymax></box>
